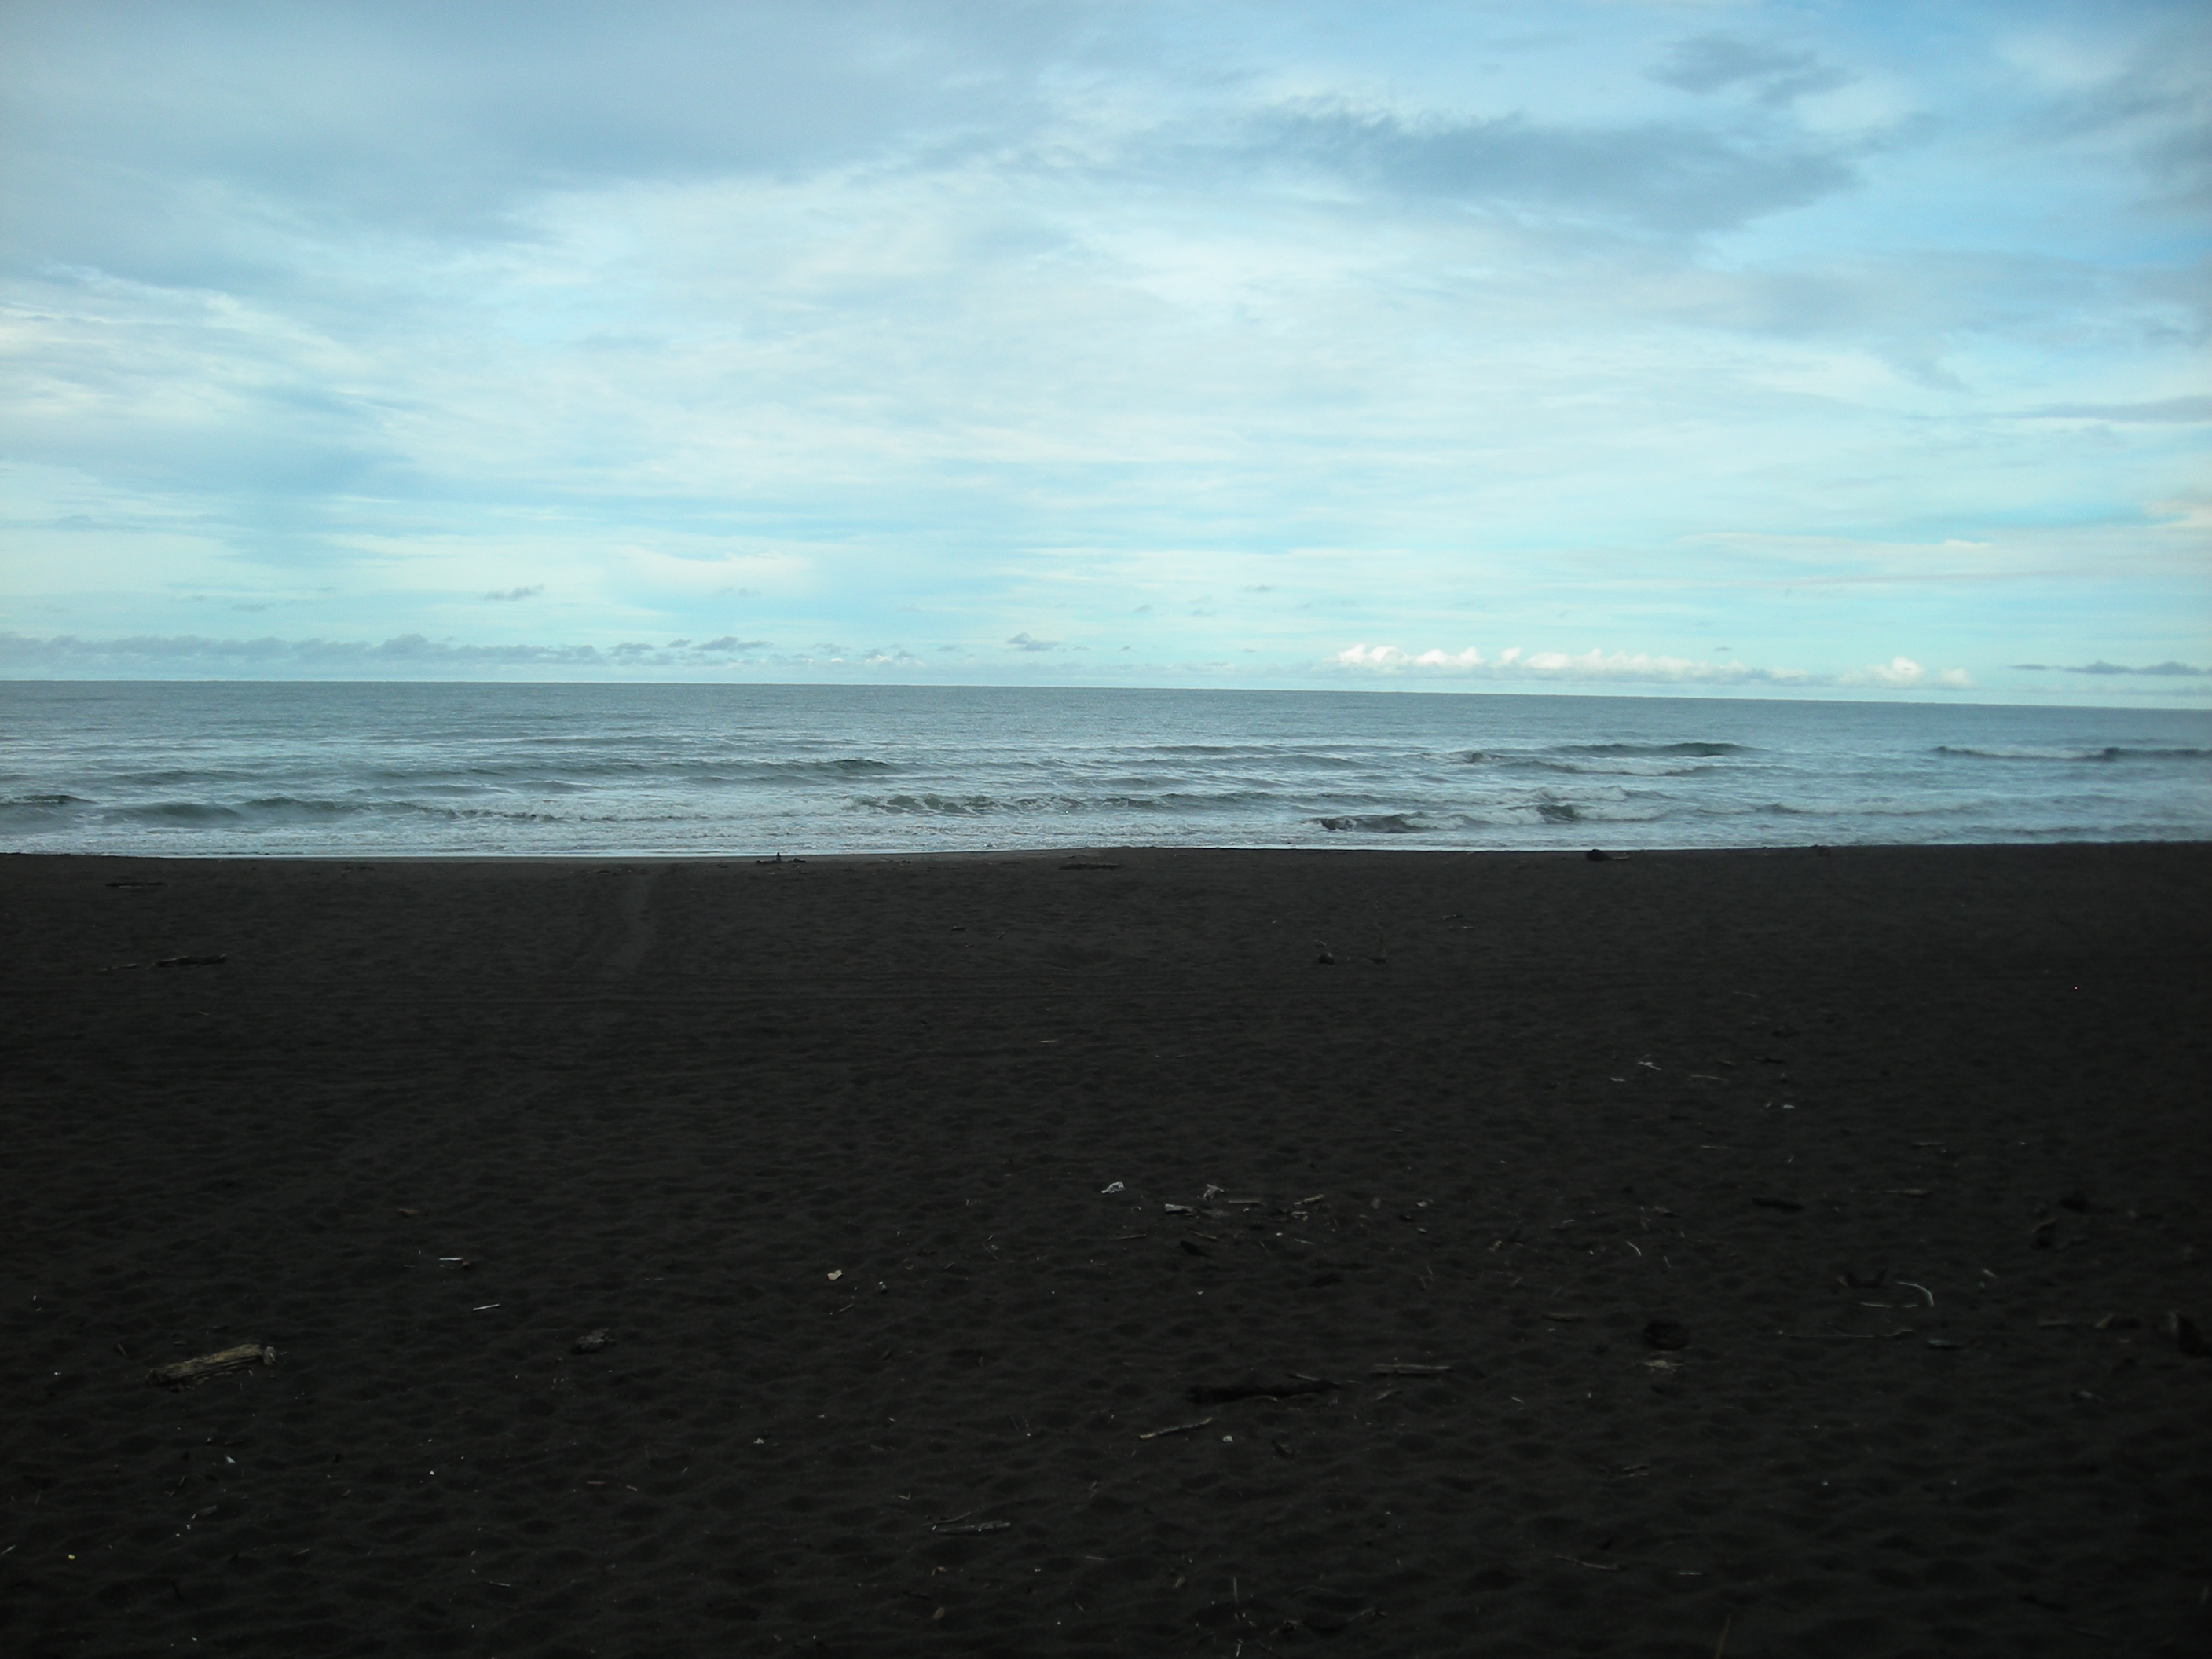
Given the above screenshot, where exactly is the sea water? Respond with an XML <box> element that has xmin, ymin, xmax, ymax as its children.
<box><xmin>2</xmin><ymin>681</ymin><xmax>2206</xmax><ymax>857</ymax></box>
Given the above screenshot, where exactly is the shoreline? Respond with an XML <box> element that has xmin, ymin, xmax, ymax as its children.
<box><xmin>9</xmin><ymin>834</ymin><xmax>2211</xmax><ymax>866</ymax></box>
<box><xmin>6</xmin><ymin>842</ymin><xmax>2209</xmax><ymax>1654</ymax></box>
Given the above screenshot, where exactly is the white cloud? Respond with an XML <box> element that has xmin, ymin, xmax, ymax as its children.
<box><xmin>1337</xmin><ymin>642</ymin><xmax>1794</xmax><ymax>685</ymax></box>
<box><xmin>1333</xmin><ymin>642</ymin><xmax>1985</xmax><ymax>691</ymax></box>
<box><xmin>1839</xmin><ymin>655</ymin><xmax>1972</xmax><ymax>689</ymax></box>
<box><xmin>1335</xmin><ymin>643</ymin><xmax>1410</xmax><ymax>667</ymax></box>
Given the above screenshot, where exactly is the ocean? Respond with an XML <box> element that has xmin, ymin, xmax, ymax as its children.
<box><xmin>2</xmin><ymin>681</ymin><xmax>2207</xmax><ymax>858</ymax></box>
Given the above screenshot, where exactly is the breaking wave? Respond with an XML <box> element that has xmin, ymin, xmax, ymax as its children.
<box><xmin>1315</xmin><ymin>812</ymin><xmax>1429</xmax><ymax>833</ymax></box>
<box><xmin>1935</xmin><ymin>745</ymin><xmax>2210</xmax><ymax>762</ymax></box>
<box><xmin>1562</xmin><ymin>742</ymin><xmax>1751</xmax><ymax>757</ymax></box>
<box><xmin>1460</xmin><ymin>742</ymin><xmax>1752</xmax><ymax>778</ymax></box>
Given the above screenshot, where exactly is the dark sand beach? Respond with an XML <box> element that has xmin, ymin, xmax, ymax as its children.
<box><xmin>4</xmin><ymin>843</ymin><xmax>2209</xmax><ymax>1658</ymax></box>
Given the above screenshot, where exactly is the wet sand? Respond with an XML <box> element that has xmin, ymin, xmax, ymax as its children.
<box><xmin>3</xmin><ymin>844</ymin><xmax>2209</xmax><ymax>1657</ymax></box>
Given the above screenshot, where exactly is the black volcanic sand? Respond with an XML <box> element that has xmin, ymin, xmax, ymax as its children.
<box><xmin>3</xmin><ymin>844</ymin><xmax>2210</xmax><ymax>1659</ymax></box>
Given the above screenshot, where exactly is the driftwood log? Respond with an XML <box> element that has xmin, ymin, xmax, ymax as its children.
<box><xmin>146</xmin><ymin>1344</ymin><xmax>275</xmax><ymax>1387</ymax></box>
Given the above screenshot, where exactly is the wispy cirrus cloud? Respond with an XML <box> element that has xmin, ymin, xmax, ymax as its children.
<box><xmin>2016</xmin><ymin>397</ymin><xmax>2212</xmax><ymax>423</ymax></box>
<box><xmin>1248</xmin><ymin>101</ymin><xmax>1857</xmax><ymax>234</ymax></box>
<box><xmin>1649</xmin><ymin>35</ymin><xmax>1853</xmax><ymax>105</ymax></box>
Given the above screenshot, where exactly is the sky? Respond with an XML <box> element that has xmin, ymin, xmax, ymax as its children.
<box><xmin>1</xmin><ymin>0</ymin><xmax>2207</xmax><ymax>703</ymax></box>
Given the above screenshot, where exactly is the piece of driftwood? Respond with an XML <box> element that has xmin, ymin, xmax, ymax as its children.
<box><xmin>1137</xmin><ymin>1417</ymin><xmax>1214</xmax><ymax>1439</ymax></box>
<box><xmin>147</xmin><ymin>1344</ymin><xmax>273</xmax><ymax>1387</ymax></box>
<box><xmin>1370</xmin><ymin>1362</ymin><xmax>1450</xmax><ymax>1376</ymax></box>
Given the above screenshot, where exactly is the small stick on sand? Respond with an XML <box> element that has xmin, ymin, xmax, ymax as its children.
<box><xmin>1188</xmin><ymin>1379</ymin><xmax>1338</xmax><ymax>1404</ymax></box>
<box><xmin>1137</xmin><ymin>1418</ymin><xmax>1214</xmax><ymax>1439</ymax></box>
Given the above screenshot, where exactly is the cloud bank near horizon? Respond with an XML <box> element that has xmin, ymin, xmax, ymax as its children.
<box><xmin>25</xmin><ymin>629</ymin><xmax>2212</xmax><ymax>701</ymax></box>
<box><xmin>2010</xmin><ymin>658</ymin><xmax>2210</xmax><ymax>676</ymax></box>
<box><xmin>2</xmin><ymin>1</ymin><xmax>2207</xmax><ymax>702</ymax></box>
<box><xmin>1334</xmin><ymin>643</ymin><xmax>1976</xmax><ymax>690</ymax></box>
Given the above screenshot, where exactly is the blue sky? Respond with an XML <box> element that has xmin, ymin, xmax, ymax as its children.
<box><xmin>2</xmin><ymin>0</ymin><xmax>2206</xmax><ymax>702</ymax></box>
